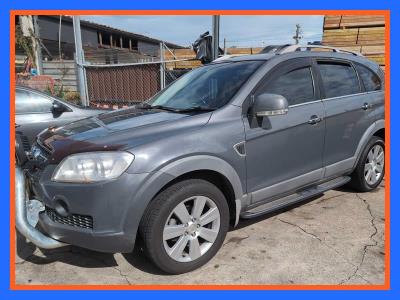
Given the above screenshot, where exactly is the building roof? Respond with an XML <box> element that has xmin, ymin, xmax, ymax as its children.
<box><xmin>44</xmin><ymin>15</ymin><xmax>184</xmax><ymax>49</ymax></box>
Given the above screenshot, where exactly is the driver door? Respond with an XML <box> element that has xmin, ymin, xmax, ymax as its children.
<box><xmin>244</xmin><ymin>58</ymin><xmax>326</xmax><ymax>204</ymax></box>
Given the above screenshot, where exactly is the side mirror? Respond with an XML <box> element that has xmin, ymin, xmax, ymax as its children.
<box><xmin>252</xmin><ymin>93</ymin><xmax>289</xmax><ymax>117</ymax></box>
<box><xmin>52</xmin><ymin>102</ymin><xmax>66</xmax><ymax>114</ymax></box>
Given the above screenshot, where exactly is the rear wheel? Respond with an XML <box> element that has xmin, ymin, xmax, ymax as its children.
<box><xmin>139</xmin><ymin>179</ymin><xmax>229</xmax><ymax>274</ymax></box>
<box><xmin>349</xmin><ymin>136</ymin><xmax>385</xmax><ymax>192</ymax></box>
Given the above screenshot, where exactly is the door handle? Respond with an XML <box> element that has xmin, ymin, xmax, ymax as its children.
<box><xmin>308</xmin><ymin>115</ymin><xmax>322</xmax><ymax>125</ymax></box>
<box><xmin>362</xmin><ymin>103</ymin><xmax>372</xmax><ymax>110</ymax></box>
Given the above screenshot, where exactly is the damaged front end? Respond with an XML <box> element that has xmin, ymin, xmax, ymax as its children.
<box><xmin>15</xmin><ymin>166</ymin><xmax>67</xmax><ymax>249</ymax></box>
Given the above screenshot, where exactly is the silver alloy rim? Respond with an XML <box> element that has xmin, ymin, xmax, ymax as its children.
<box><xmin>364</xmin><ymin>144</ymin><xmax>384</xmax><ymax>186</ymax></box>
<box><xmin>163</xmin><ymin>196</ymin><xmax>221</xmax><ymax>263</ymax></box>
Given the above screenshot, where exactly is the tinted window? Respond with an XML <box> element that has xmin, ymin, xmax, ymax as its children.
<box><xmin>318</xmin><ymin>62</ymin><xmax>360</xmax><ymax>98</ymax></box>
<box><xmin>260</xmin><ymin>67</ymin><xmax>315</xmax><ymax>105</ymax></box>
<box><xmin>149</xmin><ymin>61</ymin><xmax>263</xmax><ymax>110</ymax></box>
<box><xmin>356</xmin><ymin>64</ymin><xmax>382</xmax><ymax>92</ymax></box>
<box><xmin>16</xmin><ymin>90</ymin><xmax>53</xmax><ymax>114</ymax></box>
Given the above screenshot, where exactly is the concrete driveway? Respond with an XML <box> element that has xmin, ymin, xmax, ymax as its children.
<box><xmin>15</xmin><ymin>180</ymin><xmax>385</xmax><ymax>285</ymax></box>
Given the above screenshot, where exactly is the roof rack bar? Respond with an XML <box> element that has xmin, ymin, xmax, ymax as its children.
<box><xmin>278</xmin><ymin>45</ymin><xmax>363</xmax><ymax>56</ymax></box>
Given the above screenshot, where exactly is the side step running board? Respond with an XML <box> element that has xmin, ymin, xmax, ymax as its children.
<box><xmin>241</xmin><ymin>176</ymin><xmax>351</xmax><ymax>219</ymax></box>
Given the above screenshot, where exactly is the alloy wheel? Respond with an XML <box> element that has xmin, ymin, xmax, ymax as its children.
<box><xmin>364</xmin><ymin>144</ymin><xmax>384</xmax><ymax>185</ymax></box>
<box><xmin>163</xmin><ymin>196</ymin><xmax>221</xmax><ymax>263</ymax></box>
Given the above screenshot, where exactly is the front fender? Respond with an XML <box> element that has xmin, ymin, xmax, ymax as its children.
<box><xmin>159</xmin><ymin>155</ymin><xmax>244</xmax><ymax>199</ymax></box>
<box><xmin>121</xmin><ymin>155</ymin><xmax>245</xmax><ymax>247</ymax></box>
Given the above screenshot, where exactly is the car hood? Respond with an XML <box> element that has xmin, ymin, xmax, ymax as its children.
<box><xmin>38</xmin><ymin>107</ymin><xmax>209</xmax><ymax>162</ymax></box>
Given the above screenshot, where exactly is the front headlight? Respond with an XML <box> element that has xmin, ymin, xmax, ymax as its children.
<box><xmin>52</xmin><ymin>152</ymin><xmax>134</xmax><ymax>183</ymax></box>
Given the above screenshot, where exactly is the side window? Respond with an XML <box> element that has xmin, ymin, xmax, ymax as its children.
<box><xmin>259</xmin><ymin>67</ymin><xmax>315</xmax><ymax>106</ymax></box>
<box><xmin>317</xmin><ymin>61</ymin><xmax>360</xmax><ymax>98</ymax></box>
<box><xmin>355</xmin><ymin>64</ymin><xmax>382</xmax><ymax>92</ymax></box>
<box><xmin>15</xmin><ymin>90</ymin><xmax>53</xmax><ymax>114</ymax></box>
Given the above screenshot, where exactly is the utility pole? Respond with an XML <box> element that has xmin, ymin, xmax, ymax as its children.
<box><xmin>223</xmin><ymin>37</ymin><xmax>227</xmax><ymax>55</ymax></box>
<box><xmin>212</xmin><ymin>15</ymin><xmax>220</xmax><ymax>60</ymax></box>
<box><xmin>72</xmin><ymin>16</ymin><xmax>89</xmax><ymax>106</ymax></box>
<box><xmin>293</xmin><ymin>24</ymin><xmax>302</xmax><ymax>45</ymax></box>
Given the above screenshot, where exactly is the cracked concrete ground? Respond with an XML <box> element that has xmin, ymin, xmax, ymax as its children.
<box><xmin>15</xmin><ymin>180</ymin><xmax>385</xmax><ymax>285</ymax></box>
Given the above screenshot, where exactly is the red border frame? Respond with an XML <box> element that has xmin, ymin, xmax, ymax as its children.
<box><xmin>9</xmin><ymin>9</ymin><xmax>391</xmax><ymax>290</ymax></box>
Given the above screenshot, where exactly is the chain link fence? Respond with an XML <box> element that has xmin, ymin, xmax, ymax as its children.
<box><xmin>84</xmin><ymin>57</ymin><xmax>196</xmax><ymax>109</ymax></box>
<box><xmin>15</xmin><ymin>42</ymin><xmax>199</xmax><ymax>109</ymax></box>
<box><xmin>85</xmin><ymin>62</ymin><xmax>161</xmax><ymax>108</ymax></box>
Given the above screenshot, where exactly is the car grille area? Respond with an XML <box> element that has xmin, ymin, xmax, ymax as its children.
<box><xmin>45</xmin><ymin>207</ymin><xmax>93</xmax><ymax>229</ymax></box>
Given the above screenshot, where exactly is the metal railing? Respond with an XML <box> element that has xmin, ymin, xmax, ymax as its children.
<box><xmin>277</xmin><ymin>44</ymin><xmax>363</xmax><ymax>56</ymax></box>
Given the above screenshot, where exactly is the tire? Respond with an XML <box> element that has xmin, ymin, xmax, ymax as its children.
<box><xmin>349</xmin><ymin>136</ymin><xmax>385</xmax><ymax>192</ymax></box>
<box><xmin>139</xmin><ymin>179</ymin><xmax>229</xmax><ymax>274</ymax></box>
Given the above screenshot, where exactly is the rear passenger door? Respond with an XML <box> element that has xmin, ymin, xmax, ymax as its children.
<box><xmin>316</xmin><ymin>59</ymin><xmax>373</xmax><ymax>178</ymax></box>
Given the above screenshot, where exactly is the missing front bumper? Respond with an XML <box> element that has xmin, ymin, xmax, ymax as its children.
<box><xmin>15</xmin><ymin>166</ymin><xmax>68</xmax><ymax>249</ymax></box>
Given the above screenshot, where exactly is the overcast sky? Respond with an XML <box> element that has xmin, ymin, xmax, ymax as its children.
<box><xmin>82</xmin><ymin>15</ymin><xmax>324</xmax><ymax>48</ymax></box>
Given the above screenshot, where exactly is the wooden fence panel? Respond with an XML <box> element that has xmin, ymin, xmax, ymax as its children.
<box><xmin>42</xmin><ymin>60</ymin><xmax>78</xmax><ymax>92</ymax></box>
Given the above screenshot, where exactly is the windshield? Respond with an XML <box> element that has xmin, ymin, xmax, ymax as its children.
<box><xmin>148</xmin><ymin>61</ymin><xmax>263</xmax><ymax>110</ymax></box>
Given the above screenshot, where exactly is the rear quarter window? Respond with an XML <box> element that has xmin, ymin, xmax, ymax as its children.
<box><xmin>355</xmin><ymin>63</ymin><xmax>382</xmax><ymax>92</ymax></box>
<box><xmin>317</xmin><ymin>61</ymin><xmax>360</xmax><ymax>98</ymax></box>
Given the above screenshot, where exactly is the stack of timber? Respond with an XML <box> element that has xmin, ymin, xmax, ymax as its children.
<box><xmin>322</xmin><ymin>15</ymin><xmax>386</xmax><ymax>69</ymax></box>
<box><xmin>164</xmin><ymin>47</ymin><xmax>263</xmax><ymax>70</ymax></box>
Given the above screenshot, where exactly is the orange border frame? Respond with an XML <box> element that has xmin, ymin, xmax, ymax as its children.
<box><xmin>9</xmin><ymin>9</ymin><xmax>391</xmax><ymax>291</ymax></box>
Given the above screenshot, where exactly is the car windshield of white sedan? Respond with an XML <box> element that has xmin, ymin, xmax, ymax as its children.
<box><xmin>148</xmin><ymin>61</ymin><xmax>263</xmax><ymax>110</ymax></box>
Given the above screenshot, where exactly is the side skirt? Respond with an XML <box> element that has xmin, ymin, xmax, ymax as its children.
<box><xmin>240</xmin><ymin>176</ymin><xmax>351</xmax><ymax>219</ymax></box>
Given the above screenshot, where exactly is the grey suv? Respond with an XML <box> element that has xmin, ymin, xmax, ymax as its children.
<box><xmin>16</xmin><ymin>45</ymin><xmax>385</xmax><ymax>274</ymax></box>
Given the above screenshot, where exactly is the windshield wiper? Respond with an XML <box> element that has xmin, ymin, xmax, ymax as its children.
<box><xmin>137</xmin><ymin>103</ymin><xmax>179</xmax><ymax>112</ymax></box>
<box><xmin>174</xmin><ymin>106</ymin><xmax>217</xmax><ymax>113</ymax></box>
<box><xmin>137</xmin><ymin>102</ymin><xmax>152</xmax><ymax>109</ymax></box>
<box><xmin>151</xmin><ymin>105</ymin><xmax>181</xmax><ymax>112</ymax></box>
<box><xmin>137</xmin><ymin>103</ymin><xmax>216</xmax><ymax>113</ymax></box>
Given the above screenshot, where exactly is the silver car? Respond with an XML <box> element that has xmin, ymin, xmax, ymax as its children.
<box><xmin>16</xmin><ymin>45</ymin><xmax>385</xmax><ymax>274</ymax></box>
<box><xmin>15</xmin><ymin>86</ymin><xmax>101</xmax><ymax>164</ymax></box>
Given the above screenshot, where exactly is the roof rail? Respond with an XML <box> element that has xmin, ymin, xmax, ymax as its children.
<box><xmin>277</xmin><ymin>45</ymin><xmax>363</xmax><ymax>56</ymax></box>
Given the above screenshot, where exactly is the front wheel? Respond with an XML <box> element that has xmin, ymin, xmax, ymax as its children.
<box><xmin>139</xmin><ymin>179</ymin><xmax>229</xmax><ymax>274</ymax></box>
<box><xmin>349</xmin><ymin>136</ymin><xmax>385</xmax><ymax>192</ymax></box>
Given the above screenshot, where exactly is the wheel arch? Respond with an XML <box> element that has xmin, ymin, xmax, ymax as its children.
<box><xmin>154</xmin><ymin>155</ymin><xmax>245</xmax><ymax>227</ymax></box>
<box><xmin>155</xmin><ymin>169</ymin><xmax>238</xmax><ymax>227</ymax></box>
<box><xmin>353</xmin><ymin>119</ymin><xmax>385</xmax><ymax>168</ymax></box>
<box><xmin>373</xmin><ymin>128</ymin><xmax>385</xmax><ymax>141</ymax></box>
<box><xmin>122</xmin><ymin>155</ymin><xmax>245</xmax><ymax>250</ymax></box>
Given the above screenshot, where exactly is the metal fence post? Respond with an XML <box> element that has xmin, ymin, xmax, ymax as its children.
<box><xmin>159</xmin><ymin>42</ymin><xmax>165</xmax><ymax>90</ymax></box>
<box><xmin>72</xmin><ymin>16</ymin><xmax>89</xmax><ymax>106</ymax></box>
<box><xmin>212</xmin><ymin>15</ymin><xmax>220</xmax><ymax>61</ymax></box>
